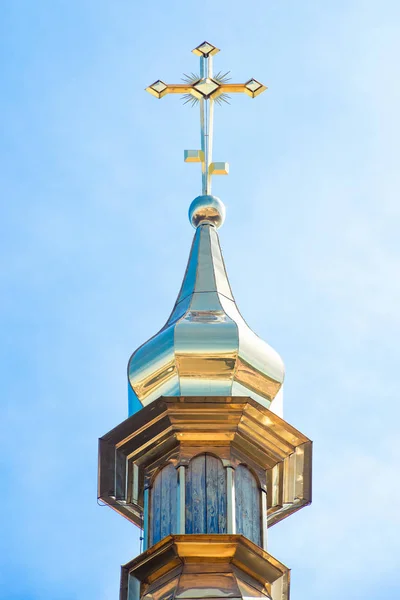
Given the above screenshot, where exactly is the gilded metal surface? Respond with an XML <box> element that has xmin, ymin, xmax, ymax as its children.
<box><xmin>189</xmin><ymin>194</ymin><xmax>226</xmax><ymax>228</ymax></box>
<box><xmin>120</xmin><ymin>534</ymin><xmax>289</xmax><ymax>600</ymax></box>
<box><xmin>136</xmin><ymin>41</ymin><xmax>280</xmax><ymax>417</ymax></box>
<box><xmin>128</xmin><ymin>224</ymin><xmax>284</xmax><ymax>414</ymax></box>
<box><xmin>146</xmin><ymin>41</ymin><xmax>267</xmax><ymax>196</ymax></box>
<box><xmin>98</xmin><ymin>395</ymin><xmax>311</xmax><ymax>531</ymax></box>
<box><xmin>100</xmin><ymin>39</ymin><xmax>313</xmax><ymax>600</ymax></box>
<box><xmin>209</xmin><ymin>161</ymin><xmax>229</xmax><ymax>175</ymax></box>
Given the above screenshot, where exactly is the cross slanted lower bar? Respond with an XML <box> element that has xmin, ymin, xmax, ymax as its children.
<box><xmin>146</xmin><ymin>41</ymin><xmax>267</xmax><ymax>196</ymax></box>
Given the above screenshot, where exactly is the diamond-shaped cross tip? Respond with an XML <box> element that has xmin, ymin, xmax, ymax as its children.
<box><xmin>193</xmin><ymin>78</ymin><xmax>220</xmax><ymax>98</ymax></box>
<box><xmin>244</xmin><ymin>78</ymin><xmax>267</xmax><ymax>98</ymax></box>
<box><xmin>192</xmin><ymin>41</ymin><xmax>220</xmax><ymax>57</ymax></box>
<box><xmin>146</xmin><ymin>80</ymin><xmax>168</xmax><ymax>99</ymax></box>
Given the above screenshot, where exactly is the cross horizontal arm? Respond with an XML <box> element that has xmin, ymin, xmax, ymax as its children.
<box><xmin>217</xmin><ymin>83</ymin><xmax>268</xmax><ymax>98</ymax></box>
<box><xmin>146</xmin><ymin>79</ymin><xmax>267</xmax><ymax>100</ymax></box>
<box><xmin>146</xmin><ymin>82</ymin><xmax>195</xmax><ymax>99</ymax></box>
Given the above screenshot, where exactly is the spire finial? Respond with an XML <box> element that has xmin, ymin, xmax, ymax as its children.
<box><xmin>146</xmin><ymin>41</ymin><xmax>267</xmax><ymax>197</ymax></box>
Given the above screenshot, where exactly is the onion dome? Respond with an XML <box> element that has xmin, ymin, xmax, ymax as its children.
<box><xmin>128</xmin><ymin>195</ymin><xmax>284</xmax><ymax>416</ymax></box>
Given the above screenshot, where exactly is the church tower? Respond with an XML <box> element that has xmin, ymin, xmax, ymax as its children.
<box><xmin>98</xmin><ymin>42</ymin><xmax>312</xmax><ymax>600</ymax></box>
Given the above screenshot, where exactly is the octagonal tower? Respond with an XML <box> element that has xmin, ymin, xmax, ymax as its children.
<box><xmin>98</xmin><ymin>42</ymin><xmax>312</xmax><ymax>600</ymax></box>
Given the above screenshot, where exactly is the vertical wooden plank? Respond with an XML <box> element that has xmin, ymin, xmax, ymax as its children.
<box><xmin>151</xmin><ymin>472</ymin><xmax>161</xmax><ymax>545</ymax></box>
<box><xmin>185</xmin><ymin>460</ymin><xmax>192</xmax><ymax>534</ymax></box>
<box><xmin>250</xmin><ymin>468</ymin><xmax>261</xmax><ymax>546</ymax></box>
<box><xmin>243</xmin><ymin>467</ymin><xmax>253</xmax><ymax>541</ymax></box>
<box><xmin>160</xmin><ymin>466</ymin><xmax>168</xmax><ymax>540</ymax></box>
<box><xmin>248</xmin><ymin>468</ymin><xmax>261</xmax><ymax>546</ymax></box>
<box><xmin>170</xmin><ymin>466</ymin><xmax>177</xmax><ymax>536</ymax></box>
<box><xmin>235</xmin><ymin>464</ymin><xmax>244</xmax><ymax>537</ymax></box>
<box><xmin>191</xmin><ymin>455</ymin><xmax>206</xmax><ymax>534</ymax></box>
<box><xmin>206</xmin><ymin>455</ymin><xmax>219</xmax><ymax>533</ymax></box>
<box><xmin>186</xmin><ymin>454</ymin><xmax>227</xmax><ymax>535</ymax></box>
<box><xmin>178</xmin><ymin>466</ymin><xmax>186</xmax><ymax>534</ymax></box>
<box><xmin>186</xmin><ymin>455</ymin><xmax>206</xmax><ymax>534</ymax></box>
<box><xmin>217</xmin><ymin>457</ymin><xmax>227</xmax><ymax>533</ymax></box>
<box><xmin>235</xmin><ymin>465</ymin><xmax>261</xmax><ymax>547</ymax></box>
<box><xmin>160</xmin><ymin>464</ymin><xmax>177</xmax><ymax>540</ymax></box>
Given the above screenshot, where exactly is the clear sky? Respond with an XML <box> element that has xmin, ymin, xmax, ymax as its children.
<box><xmin>1</xmin><ymin>1</ymin><xmax>400</xmax><ymax>598</ymax></box>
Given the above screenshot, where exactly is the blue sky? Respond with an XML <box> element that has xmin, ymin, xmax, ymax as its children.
<box><xmin>1</xmin><ymin>1</ymin><xmax>400</xmax><ymax>598</ymax></box>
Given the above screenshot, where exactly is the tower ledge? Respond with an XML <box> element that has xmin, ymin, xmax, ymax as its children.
<box><xmin>98</xmin><ymin>395</ymin><xmax>312</xmax><ymax>536</ymax></box>
<box><xmin>120</xmin><ymin>534</ymin><xmax>290</xmax><ymax>600</ymax></box>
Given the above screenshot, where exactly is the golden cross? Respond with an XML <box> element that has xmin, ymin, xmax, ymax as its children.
<box><xmin>146</xmin><ymin>41</ymin><xmax>267</xmax><ymax>196</ymax></box>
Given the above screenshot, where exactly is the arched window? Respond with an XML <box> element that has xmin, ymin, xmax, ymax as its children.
<box><xmin>235</xmin><ymin>465</ymin><xmax>261</xmax><ymax>546</ymax></box>
<box><xmin>185</xmin><ymin>454</ymin><xmax>227</xmax><ymax>534</ymax></box>
<box><xmin>151</xmin><ymin>463</ymin><xmax>177</xmax><ymax>545</ymax></box>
